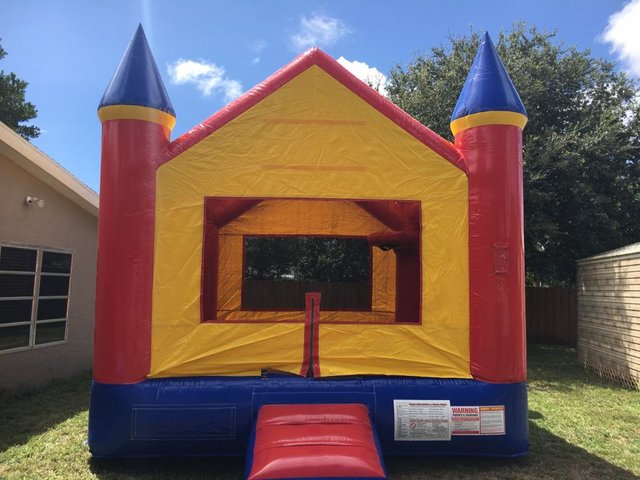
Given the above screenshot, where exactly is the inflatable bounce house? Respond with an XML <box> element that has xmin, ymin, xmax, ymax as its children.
<box><xmin>89</xmin><ymin>25</ymin><xmax>528</xmax><ymax>478</ymax></box>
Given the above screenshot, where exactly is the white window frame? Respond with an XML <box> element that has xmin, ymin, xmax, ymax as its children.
<box><xmin>0</xmin><ymin>243</ymin><xmax>73</xmax><ymax>355</ymax></box>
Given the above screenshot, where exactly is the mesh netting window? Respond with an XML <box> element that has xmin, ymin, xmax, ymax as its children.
<box><xmin>242</xmin><ymin>236</ymin><xmax>371</xmax><ymax>311</ymax></box>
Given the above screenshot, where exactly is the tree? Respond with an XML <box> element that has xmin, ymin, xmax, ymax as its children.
<box><xmin>245</xmin><ymin>236</ymin><xmax>370</xmax><ymax>282</ymax></box>
<box><xmin>0</xmin><ymin>40</ymin><xmax>40</xmax><ymax>140</ymax></box>
<box><xmin>387</xmin><ymin>23</ymin><xmax>640</xmax><ymax>286</ymax></box>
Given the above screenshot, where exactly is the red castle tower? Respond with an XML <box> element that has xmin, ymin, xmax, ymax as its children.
<box><xmin>450</xmin><ymin>32</ymin><xmax>528</xmax><ymax>383</ymax></box>
<box><xmin>94</xmin><ymin>25</ymin><xmax>176</xmax><ymax>384</ymax></box>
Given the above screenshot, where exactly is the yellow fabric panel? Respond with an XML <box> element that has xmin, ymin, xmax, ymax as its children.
<box><xmin>150</xmin><ymin>65</ymin><xmax>469</xmax><ymax>379</ymax></box>
<box><xmin>319</xmin><ymin>323</ymin><xmax>468</xmax><ymax>378</ymax></box>
<box><xmin>217</xmin><ymin>235</ymin><xmax>242</xmax><ymax>312</ymax></box>
<box><xmin>372</xmin><ymin>247</ymin><xmax>395</xmax><ymax>314</ymax></box>
<box><xmin>450</xmin><ymin>110</ymin><xmax>528</xmax><ymax>136</ymax></box>
<box><xmin>151</xmin><ymin>322</ymin><xmax>306</xmax><ymax>376</ymax></box>
<box><xmin>98</xmin><ymin>105</ymin><xmax>176</xmax><ymax>130</ymax></box>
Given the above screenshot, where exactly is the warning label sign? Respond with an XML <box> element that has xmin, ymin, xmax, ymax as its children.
<box><xmin>451</xmin><ymin>406</ymin><xmax>481</xmax><ymax>434</ymax></box>
<box><xmin>393</xmin><ymin>400</ymin><xmax>451</xmax><ymax>441</ymax></box>
<box><xmin>479</xmin><ymin>406</ymin><xmax>506</xmax><ymax>435</ymax></box>
<box><xmin>451</xmin><ymin>405</ymin><xmax>506</xmax><ymax>436</ymax></box>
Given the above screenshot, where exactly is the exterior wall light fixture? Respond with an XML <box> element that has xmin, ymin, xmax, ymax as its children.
<box><xmin>25</xmin><ymin>196</ymin><xmax>45</xmax><ymax>208</ymax></box>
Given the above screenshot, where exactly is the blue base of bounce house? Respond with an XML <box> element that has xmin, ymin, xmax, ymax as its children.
<box><xmin>88</xmin><ymin>376</ymin><xmax>528</xmax><ymax>458</ymax></box>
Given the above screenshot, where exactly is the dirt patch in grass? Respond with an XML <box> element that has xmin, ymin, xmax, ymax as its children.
<box><xmin>0</xmin><ymin>345</ymin><xmax>638</xmax><ymax>479</ymax></box>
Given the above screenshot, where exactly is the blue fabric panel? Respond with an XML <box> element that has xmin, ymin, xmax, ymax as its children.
<box><xmin>89</xmin><ymin>376</ymin><xmax>528</xmax><ymax>458</ymax></box>
<box><xmin>98</xmin><ymin>24</ymin><xmax>175</xmax><ymax>115</ymax></box>
<box><xmin>374</xmin><ymin>378</ymin><xmax>528</xmax><ymax>456</ymax></box>
<box><xmin>89</xmin><ymin>378</ymin><xmax>256</xmax><ymax>457</ymax></box>
<box><xmin>132</xmin><ymin>405</ymin><xmax>236</xmax><ymax>440</ymax></box>
<box><xmin>451</xmin><ymin>32</ymin><xmax>527</xmax><ymax>121</ymax></box>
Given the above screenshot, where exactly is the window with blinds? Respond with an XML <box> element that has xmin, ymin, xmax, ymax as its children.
<box><xmin>0</xmin><ymin>245</ymin><xmax>72</xmax><ymax>353</ymax></box>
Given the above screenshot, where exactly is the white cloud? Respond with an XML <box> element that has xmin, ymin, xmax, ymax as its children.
<box><xmin>250</xmin><ymin>40</ymin><xmax>267</xmax><ymax>64</ymax></box>
<box><xmin>290</xmin><ymin>14</ymin><xmax>351</xmax><ymax>50</ymax></box>
<box><xmin>602</xmin><ymin>0</ymin><xmax>640</xmax><ymax>77</ymax></box>
<box><xmin>337</xmin><ymin>56</ymin><xmax>388</xmax><ymax>96</ymax></box>
<box><xmin>252</xmin><ymin>40</ymin><xmax>267</xmax><ymax>53</ymax></box>
<box><xmin>167</xmin><ymin>59</ymin><xmax>243</xmax><ymax>102</ymax></box>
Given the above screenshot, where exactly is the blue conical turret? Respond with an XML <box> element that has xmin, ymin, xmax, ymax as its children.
<box><xmin>450</xmin><ymin>32</ymin><xmax>526</xmax><ymax>135</ymax></box>
<box><xmin>99</xmin><ymin>24</ymin><xmax>175</xmax><ymax>117</ymax></box>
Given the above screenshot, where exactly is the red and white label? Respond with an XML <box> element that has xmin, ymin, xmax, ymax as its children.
<box><xmin>451</xmin><ymin>406</ymin><xmax>481</xmax><ymax>434</ymax></box>
<box><xmin>451</xmin><ymin>405</ymin><xmax>505</xmax><ymax>436</ymax></box>
<box><xmin>479</xmin><ymin>406</ymin><xmax>506</xmax><ymax>435</ymax></box>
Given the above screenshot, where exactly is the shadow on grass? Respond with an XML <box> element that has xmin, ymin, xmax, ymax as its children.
<box><xmin>89</xmin><ymin>457</ymin><xmax>244</xmax><ymax>480</ymax></box>
<box><xmin>386</xmin><ymin>422</ymin><xmax>638</xmax><ymax>480</ymax></box>
<box><xmin>87</xmin><ymin>422</ymin><xmax>637</xmax><ymax>480</ymax></box>
<box><xmin>0</xmin><ymin>371</ymin><xmax>91</xmax><ymax>454</ymax></box>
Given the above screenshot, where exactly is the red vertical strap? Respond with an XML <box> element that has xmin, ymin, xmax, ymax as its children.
<box><xmin>456</xmin><ymin>124</ymin><xmax>526</xmax><ymax>383</ymax></box>
<box><xmin>300</xmin><ymin>292</ymin><xmax>321</xmax><ymax>377</ymax></box>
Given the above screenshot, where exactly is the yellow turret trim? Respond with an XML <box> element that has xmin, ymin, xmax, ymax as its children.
<box><xmin>98</xmin><ymin>105</ymin><xmax>176</xmax><ymax>130</ymax></box>
<box><xmin>450</xmin><ymin>110</ymin><xmax>527</xmax><ymax>136</ymax></box>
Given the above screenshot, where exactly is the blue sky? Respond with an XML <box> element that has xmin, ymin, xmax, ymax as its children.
<box><xmin>1</xmin><ymin>0</ymin><xmax>639</xmax><ymax>192</ymax></box>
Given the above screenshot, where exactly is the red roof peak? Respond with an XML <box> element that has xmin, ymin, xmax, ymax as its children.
<box><xmin>163</xmin><ymin>49</ymin><xmax>465</xmax><ymax>172</ymax></box>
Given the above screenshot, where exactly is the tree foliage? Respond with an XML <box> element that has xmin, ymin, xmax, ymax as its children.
<box><xmin>245</xmin><ymin>236</ymin><xmax>370</xmax><ymax>282</ymax></box>
<box><xmin>387</xmin><ymin>23</ymin><xmax>640</xmax><ymax>286</ymax></box>
<box><xmin>0</xmin><ymin>40</ymin><xmax>40</xmax><ymax>140</ymax></box>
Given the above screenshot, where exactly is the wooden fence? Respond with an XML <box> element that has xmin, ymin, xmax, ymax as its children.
<box><xmin>242</xmin><ymin>279</ymin><xmax>370</xmax><ymax>311</ymax></box>
<box><xmin>526</xmin><ymin>287</ymin><xmax>577</xmax><ymax>345</ymax></box>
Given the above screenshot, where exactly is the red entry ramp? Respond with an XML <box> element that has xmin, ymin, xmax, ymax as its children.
<box><xmin>246</xmin><ymin>404</ymin><xmax>387</xmax><ymax>480</ymax></box>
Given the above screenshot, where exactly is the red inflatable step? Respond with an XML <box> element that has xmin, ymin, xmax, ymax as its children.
<box><xmin>247</xmin><ymin>404</ymin><xmax>386</xmax><ymax>480</ymax></box>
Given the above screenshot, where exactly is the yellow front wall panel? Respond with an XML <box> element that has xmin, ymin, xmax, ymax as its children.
<box><xmin>150</xmin><ymin>65</ymin><xmax>470</xmax><ymax>378</ymax></box>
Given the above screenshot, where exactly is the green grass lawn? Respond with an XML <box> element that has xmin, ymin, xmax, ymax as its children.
<box><xmin>0</xmin><ymin>344</ymin><xmax>638</xmax><ymax>480</ymax></box>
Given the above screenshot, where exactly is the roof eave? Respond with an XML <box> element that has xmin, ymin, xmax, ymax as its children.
<box><xmin>577</xmin><ymin>242</ymin><xmax>640</xmax><ymax>265</ymax></box>
<box><xmin>0</xmin><ymin>122</ymin><xmax>99</xmax><ymax>218</ymax></box>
